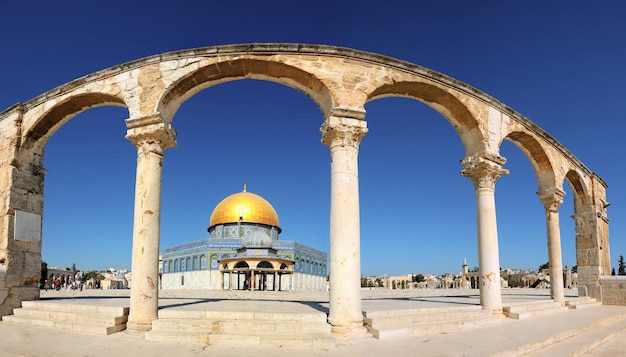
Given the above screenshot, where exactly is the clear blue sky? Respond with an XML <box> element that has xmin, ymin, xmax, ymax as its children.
<box><xmin>1</xmin><ymin>1</ymin><xmax>624</xmax><ymax>276</ymax></box>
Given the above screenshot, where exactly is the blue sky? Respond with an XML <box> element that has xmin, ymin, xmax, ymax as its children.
<box><xmin>1</xmin><ymin>1</ymin><xmax>624</xmax><ymax>276</ymax></box>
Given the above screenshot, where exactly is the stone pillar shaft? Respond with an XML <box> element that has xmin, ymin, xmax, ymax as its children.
<box><xmin>461</xmin><ymin>154</ymin><xmax>508</xmax><ymax>312</ymax></box>
<box><xmin>539</xmin><ymin>188</ymin><xmax>565</xmax><ymax>303</ymax></box>
<box><xmin>321</xmin><ymin>113</ymin><xmax>367</xmax><ymax>334</ymax></box>
<box><xmin>125</xmin><ymin>116</ymin><xmax>176</xmax><ymax>333</ymax></box>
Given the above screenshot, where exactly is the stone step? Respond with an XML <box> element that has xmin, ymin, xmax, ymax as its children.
<box><xmin>565</xmin><ymin>297</ymin><xmax>603</xmax><ymax>310</ymax></box>
<box><xmin>503</xmin><ymin>300</ymin><xmax>569</xmax><ymax>319</ymax></box>
<box><xmin>2</xmin><ymin>300</ymin><xmax>129</xmax><ymax>335</ymax></box>
<box><xmin>12</xmin><ymin>307</ymin><xmax>128</xmax><ymax>325</ymax></box>
<box><xmin>365</xmin><ymin>306</ymin><xmax>505</xmax><ymax>339</ymax></box>
<box><xmin>149</xmin><ymin>317</ymin><xmax>331</xmax><ymax>334</ymax></box>
<box><xmin>21</xmin><ymin>300</ymin><xmax>129</xmax><ymax>316</ymax></box>
<box><xmin>146</xmin><ymin>309</ymin><xmax>335</xmax><ymax>348</ymax></box>
<box><xmin>158</xmin><ymin>309</ymin><xmax>327</xmax><ymax>322</ymax></box>
<box><xmin>493</xmin><ymin>308</ymin><xmax>626</xmax><ymax>357</ymax></box>
<box><xmin>1</xmin><ymin>315</ymin><xmax>126</xmax><ymax>335</ymax></box>
<box><xmin>364</xmin><ymin>305</ymin><xmax>494</xmax><ymax>328</ymax></box>
<box><xmin>144</xmin><ymin>330</ymin><xmax>336</xmax><ymax>348</ymax></box>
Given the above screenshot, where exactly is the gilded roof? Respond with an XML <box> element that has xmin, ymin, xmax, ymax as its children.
<box><xmin>208</xmin><ymin>185</ymin><xmax>280</xmax><ymax>230</ymax></box>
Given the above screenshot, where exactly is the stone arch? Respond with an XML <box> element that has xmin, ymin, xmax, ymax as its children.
<box><xmin>158</xmin><ymin>59</ymin><xmax>333</xmax><ymax>124</ymax></box>
<box><xmin>23</xmin><ymin>93</ymin><xmax>127</xmax><ymax>149</ymax></box>
<box><xmin>368</xmin><ymin>82</ymin><xmax>484</xmax><ymax>155</ymax></box>
<box><xmin>504</xmin><ymin>131</ymin><xmax>557</xmax><ymax>190</ymax></box>
<box><xmin>564</xmin><ymin>170</ymin><xmax>590</xmax><ymax>208</ymax></box>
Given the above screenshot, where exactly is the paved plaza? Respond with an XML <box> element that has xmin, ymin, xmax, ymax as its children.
<box><xmin>1</xmin><ymin>288</ymin><xmax>626</xmax><ymax>356</ymax></box>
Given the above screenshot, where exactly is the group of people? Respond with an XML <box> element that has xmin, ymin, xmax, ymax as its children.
<box><xmin>42</xmin><ymin>278</ymin><xmax>83</xmax><ymax>291</ymax></box>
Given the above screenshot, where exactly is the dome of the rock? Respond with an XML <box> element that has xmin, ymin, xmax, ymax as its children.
<box><xmin>208</xmin><ymin>185</ymin><xmax>280</xmax><ymax>231</ymax></box>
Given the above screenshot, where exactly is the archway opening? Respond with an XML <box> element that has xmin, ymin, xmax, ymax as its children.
<box><xmin>160</xmin><ymin>78</ymin><xmax>327</xmax><ymax>290</ymax></box>
<box><xmin>361</xmin><ymin>96</ymin><xmax>472</xmax><ymax>278</ymax></box>
<box><xmin>42</xmin><ymin>105</ymin><xmax>133</xmax><ymax>280</ymax></box>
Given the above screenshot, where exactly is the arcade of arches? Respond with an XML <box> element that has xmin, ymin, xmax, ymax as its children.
<box><xmin>0</xmin><ymin>44</ymin><xmax>615</xmax><ymax>336</ymax></box>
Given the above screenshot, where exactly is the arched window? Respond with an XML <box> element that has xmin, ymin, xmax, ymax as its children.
<box><xmin>235</xmin><ymin>261</ymin><xmax>249</xmax><ymax>269</ymax></box>
<box><xmin>174</xmin><ymin>259</ymin><xmax>179</xmax><ymax>272</ymax></box>
<box><xmin>181</xmin><ymin>258</ymin><xmax>186</xmax><ymax>271</ymax></box>
<box><xmin>164</xmin><ymin>261</ymin><xmax>169</xmax><ymax>273</ymax></box>
<box><xmin>211</xmin><ymin>255</ymin><xmax>218</xmax><ymax>269</ymax></box>
<box><xmin>193</xmin><ymin>256</ymin><xmax>199</xmax><ymax>270</ymax></box>
<box><xmin>168</xmin><ymin>261</ymin><xmax>172</xmax><ymax>273</ymax></box>
<box><xmin>257</xmin><ymin>261</ymin><xmax>273</xmax><ymax>269</ymax></box>
<box><xmin>186</xmin><ymin>257</ymin><xmax>191</xmax><ymax>271</ymax></box>
<box><xmin>201</xmin><ymin>255</ymin><xmax>206</xmax><ymax>269</ymax></box>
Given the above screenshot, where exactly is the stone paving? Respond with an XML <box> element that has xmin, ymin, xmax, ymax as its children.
<box><xmin>1</xmin><ymin>287</ymin><xmax>625</xmax><ymax>356</ymax></box>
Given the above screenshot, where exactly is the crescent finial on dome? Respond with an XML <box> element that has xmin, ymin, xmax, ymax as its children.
<box><xmin>243</xmin><ymin>183</ymin><xmax>247</xmax><ymax>192</ymax></box>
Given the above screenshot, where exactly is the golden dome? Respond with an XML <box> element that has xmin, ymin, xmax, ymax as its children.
<box><xmin>208</xmin><ymin>185</ymin><xmax>280</xmax><ymax>231</ymax></box>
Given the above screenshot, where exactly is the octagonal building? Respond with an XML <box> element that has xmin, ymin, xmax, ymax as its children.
<box><xmin>160</xmin><ymin>185</ymin><xmax>328</xmax><ymax>291</ymax></box>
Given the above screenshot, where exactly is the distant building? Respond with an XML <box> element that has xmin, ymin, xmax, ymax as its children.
<box><xmin>160</xmin><ymin>186</ymin><xmax>328</xmax><ymax>291</ymax></box>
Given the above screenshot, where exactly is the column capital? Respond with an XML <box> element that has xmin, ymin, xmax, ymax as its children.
<box><xmin>320</xmin><ymin>113</ymin><xmax>368</xmax><ymax>149</ymax></box>
<box><xmin>125</xmin><ymin>114</ymin><xmax>177</xmax><ymax>154</ymax></box>
<box><xmin>538</xmin><ymin>188</ymin><xmax>565</xmax><ymax>212</ymax></box>
<box><xmin>460</xmin><ymin>153</ymin><xmax>508</xmax><ymax>190</ymax></box>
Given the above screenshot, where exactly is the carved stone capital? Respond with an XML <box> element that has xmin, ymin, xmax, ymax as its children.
<box><xmin>538</xmin><ymin>188</ymin><xmax>565</xmax><ymax>213</ymax></box>
<box><xmin>460</xmin><ymin>153</ymin><xmax>508</xmax><ymax>190</ymax></box>
<box><xmin>125</xmin><ymin>114</ymin><xmax>177</xmax><ymax>155</ymax></box>
<box><xmin>320</xmin><ymin>113</ymin><xmax>368</xmax><ymax>149</ymax></box>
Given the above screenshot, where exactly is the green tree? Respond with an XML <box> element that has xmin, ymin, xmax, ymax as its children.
<box><xmin>471</xmin><ymin>266</ymin><xmax>479</xmax><ymax>273</ymax></box>
<box><xmin>413</xmin><ymin>274</ymin><xmax>425</xmax><ymax>283</ymax></box>
<box><xmin>82</xmin><ymin>271</ymin><xmax>105</xmax><ymax>284</ymax></box>
<box><xmin>375</xmin><ymin>278</ymin><xmax>382</xmax><ymax>287</ymax></box>
<box><xmin>40</xmin><ymin>261</ymin><xmax>48</xmax><ymax>286</ymax></box>
<box><xmin>612</xmin><ymin>268</ymin><xmax>616</xmax><ymax>276</ymax></box>
<box><xmin>618</xmin><ymin>255</ymin><xmax>626</xmax><ymax>276</ymax></box>
<box><xmin>538</xmin><ymin>262</ymin><xmax>549</xmax><ymax>272</ymax></box>
<box><xmin>361</xmin><ymin>276</ymin><xmax>367</xmax><ymax>287</ymax></box>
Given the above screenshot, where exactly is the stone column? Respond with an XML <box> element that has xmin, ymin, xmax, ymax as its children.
<box><xmin>125</xmin><ymin>115</ymin><xmax>176</xmax><ymax>333</ymax></box>
<box><xmin>320</xmin><ymin>110</ymin><xmax>368</xmax><ymax>335</ymax></box>
<box><xmin>461</xmin><ymin>153</ymin><xmax>508</xmax><ymax>312</ymax></box>
<box><xmin>538</xmin><ymin>188</ymin><xmax>566</xmax><ymax>304</ymax></box>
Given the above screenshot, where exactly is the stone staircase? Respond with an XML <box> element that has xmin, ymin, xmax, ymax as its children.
<box><xmin>1</xmin><ymin>300</ymin><xmax>129</xmax><ymax>335</ymax></box>
<box><xmin>503</xmin><ymin>299</ymin><xmax>569</xmax><ymax>319</ymax></box>
<box><xmin>364</xmin><ymin>305</ymin><xmax>505</xmax><ymax>339</ymax></box>
<box><xmin>495</xmin><ymin>306</ymin><xmax>626</xmax><ymax>357</ymax></box>
<box><xmin>144</xmin><ymin>308</ymin><xmax>336</xmax><ymax>348</ymax></box>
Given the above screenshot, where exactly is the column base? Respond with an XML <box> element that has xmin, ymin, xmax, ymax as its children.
<box><xmin>125</xmin><ymin>321</ymin><xmax>153</xmax><ymax>335</ymax></box>
<box><xmin>485</xmin><ymin>307</ymin><xmax>503</xmax><ymax>316</ymax></box>
<box><xmin>331</xmin><ymin>325</ymin><xmax>370</xmax><ymax>340</ymax></box>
